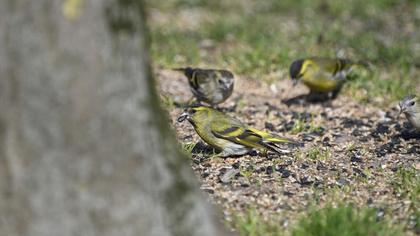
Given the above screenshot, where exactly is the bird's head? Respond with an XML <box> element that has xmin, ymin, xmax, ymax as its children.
<box><xmin>289</xmin><ymin>59</ymin><xmax>306</xmax><ymax>86</ymax></box>
<box><xmin>177</xmin><ymin>106</ymin><xmax>212</xmax><ymax>124</ymax></box>
<box><xmin>399</xmin><ymin>95</ymin><xmax>418</xmax><ymax>116</ymax></box>
<box><xmin>217</xmin><ymin>71</ymin><xmax>235</xmax><ymax>90</ymax></box>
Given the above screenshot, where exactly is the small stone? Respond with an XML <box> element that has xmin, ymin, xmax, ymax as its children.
<box><xmin>249</xmin><ymin>150</ymin><xmax>258</xmax><ymax>156</ymax></box>
<box><xmin>350</xmin><ymin>154</ymin><xmax>363</xmax><ymax>163</ymax></box>
<box><xmin>281</xmin><ymin>170</ymin><xmax>291</xmax><ymax>178</ymax></box>
<box><xmin>301</xmin><ymin>134</ymin><xmax>315</xmax><ymax>142</ymax></box>
<box><xmin>265</xmin><ymin>166</ymin><xmax>274</xmax><ymax>175</ymax></box>
<box><xmin>336</xmin><ymin>177</ymin><xmax>349</xmax><ymax>186</ymax></box>
<box><xmin>300</xmin><ymin>163</ymin><xmax>310</xmax><ymax>169</ymax></box>
<box><xmin>353</xmin><ymin>167</ymin><xmax>367</xmax><ymax>178</ymax></box>
<box><xmin>256</xmin><ymin>166</ymin><xmax>265</xmax><ymax>174</ymax></box>
<box><xmin>202</xmin><ymin>188</ymin><xmax>214</xmax><ymax>194</ymax></box>
<box><xmin>232</xmin><ymin>162</ymin><xmax>240</xmax><ymax>169</ymax></box>
<box><xmin>300</xmin><ymin>176</ymin><xmax>314</xmax><ymax>186</ymax></box>
<box><xmin>238</xmin><ymin>177</ymin><xmax>250</xmax><ymax>187</ymax></box>
<box><xmin>376</xmin><ymin>208</ymin><xmax>385</xmax><ymax>221</ymax></box>
<box><xmin>219</xmin><ymin>168</ymin><xmax>239</xmax><ymax>184</ymax></box>
<box><xmin>317</xmin><ymin>162</ymin><xmax>327</xmax><ymax>170</ymax></box>
<box><xmin>265</xmin><ymin>122</ymin><xmax>276</xmax><ymax>131</ymax></box>
<box><xmin>283</xmin><ymin>191</ymin><xmax>294</xmax><ymax>197</ymax></box>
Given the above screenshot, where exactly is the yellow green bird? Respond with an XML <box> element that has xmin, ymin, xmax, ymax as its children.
<box><xmin>174</xmin><ymin>67</ymin><xmax>234</xmax><ymax>106</ymax></box>
<box><xmin>178</xmin><ymin>106</ymin><xmax>297</xmax><ymax>157</ymax></box>
<box><xmin>289</xmin><ymin>57</ymin><xmax>366</xmax><ymax>97</ymax></box>
<box><xmin>399</xmin><ymin>95</ymin><xmax>420</xmax><ymax>130</ymax></box>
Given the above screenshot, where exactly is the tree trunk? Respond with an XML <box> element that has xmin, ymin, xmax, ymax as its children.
<box><xmin>0</xmin><ymin>1</ymin><xmax>230</xmax><ymax>235</ymax></box>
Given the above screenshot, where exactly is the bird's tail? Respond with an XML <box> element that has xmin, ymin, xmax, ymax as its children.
<box><xmin>172</xmin><ymin>67</ymin><xmax>194</xmax><ymax>79</ymax></box>
<box><xmin>172</xmin><ymin>67</ymin><xmax>188</xmax><ymax>73</ymax></box>
<box><xmin>248</xmin><ymin>128</ymin><xmax>301</xmax><ymax>154</ymax></box>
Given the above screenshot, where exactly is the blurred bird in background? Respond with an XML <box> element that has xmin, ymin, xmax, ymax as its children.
<box><xmin>399</xmin><ymin>95</ymin><xmax>420</xmax><ymax>131</ymax></box>
<box><xmin>289</xmin><ymin>57</ymin><xmax>369</xmax><ymax>99</ymax></box>
<box><xmin>174</xmin><ymin>67</ymin><xmax>234</xmax><ymax>106</ymax></box>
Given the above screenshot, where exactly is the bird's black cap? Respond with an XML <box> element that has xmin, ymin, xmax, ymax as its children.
<box><xmin>289</xmin><ymin>59</ymin><xmax>304</xmax><ymax>79</ymax></box>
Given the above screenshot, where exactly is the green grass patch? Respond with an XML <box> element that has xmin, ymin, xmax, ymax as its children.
<box><xmin>292</xmin><ymin>204</ymin><xmax>404</xmax><ymax>236</ymax></box>
<box><xmin>389</xmin><ymin>167</ymin><xmax>420</xmax><ymax>204</ymax></box>
<box><xmin>305</xmin><ymin>146</ymin><xmax>331</xmax><ymax>161</ymax></box>
<box><xmin>181</xmin><ymin>142</ymin><xmax>196</xmax><ymax>157</ymax></box>
<box><xmin>230</xmin><ymin>208</ymin><xmax>284</xmax><ymax>236</ymax></box>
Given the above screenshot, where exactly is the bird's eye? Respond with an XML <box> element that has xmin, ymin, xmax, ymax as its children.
<box><xmin>218</xmin><ymin>79</ymin><xmax>224</xmax><ymax>84</ymax></box>
<box><xmin>409</xmin><ymin>101</ymin><xmax>415</xmax><ymax>106</ymax></box>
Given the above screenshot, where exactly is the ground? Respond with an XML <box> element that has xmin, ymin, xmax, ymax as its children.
<box><xmin>147</xmin><ymin>0</ymin><xmax>420</xmax><ymax>235</ymax></box>
<box><xmin>157</xmin><ymin>69</ymin><xmax>419</xmax><ymax>235</ymax></box>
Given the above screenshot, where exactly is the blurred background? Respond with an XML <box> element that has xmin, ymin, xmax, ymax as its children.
<box><xmin>146</xmin><ymin>0</ymin><xmax>419</xmax><ymax>105</ymax></box>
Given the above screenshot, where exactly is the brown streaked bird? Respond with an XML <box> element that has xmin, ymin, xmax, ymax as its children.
<box><xmin>174</xmin><ymin>67</ymin><xmax>234</xmax><ymax>106</ymax></box>
<box><xmin>399</xmin><ymin>94</ymin><xmax>420</xmax><ymax>130</ymax></box>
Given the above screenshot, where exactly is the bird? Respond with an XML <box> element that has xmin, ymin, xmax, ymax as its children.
<box><xmin>177</xmin><ymin>106</ymin><xmax>298</xmax><ymax>157</ymax></box>
<box><xmin>289</xmin><ymin>57</ymin><xmax>367</xmax><ymax>98</ymax></box>
<box><xmin>173</xmin><ymin>67</ymin><xmax>234</xmax><ymax>106</ymax></box>
<box><xmin>399</xmin><ymin>95</ymin><xmax>420</xmax><ymax>130</ymax></box>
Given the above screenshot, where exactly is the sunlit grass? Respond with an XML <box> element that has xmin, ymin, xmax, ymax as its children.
<box><xmin>292</xmin><ymin>204</ymin><xmax>404</xmax><ymax>236</ymax></box>
<box><xmin>230</xmin><ymin>208</ymin><xmax>284</xmax><ymax>236</ymax></box>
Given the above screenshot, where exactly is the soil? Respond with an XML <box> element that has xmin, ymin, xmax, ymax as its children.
<box><xmin>156</xmin><ymin>68</ymin><xmax>420</xmax><ymax>234</ymax></box>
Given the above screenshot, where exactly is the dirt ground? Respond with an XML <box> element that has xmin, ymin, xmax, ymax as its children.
<box><xmin>156</xmin><ymin>68</ymin><xmax>420</xmax><ymax>234</ymax></box>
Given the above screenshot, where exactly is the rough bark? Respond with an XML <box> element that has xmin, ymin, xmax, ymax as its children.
<box><xmin>0</xmin><ymin>0</ymin><xmax>229</xmax><ymax>235</ymax></box>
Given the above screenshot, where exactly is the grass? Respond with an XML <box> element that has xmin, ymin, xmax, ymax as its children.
<box><xmin>230</xmin><ymin>208</ymin><xmax>284</xmax><ymax>236</ymax></box>
<box><xmin>147</xmin><ymin>0</ymin><xmax>419</xmax><ymax>234</ymax></box>
<box><xmin>306</xmin><ymin>146</ymin><xmax>331</xmax><ymax>161</ymax></box>
<box><xmin>389</xmin><ymin>167</ymin><xmax>420</xmax><ymax>206</ymax></box>
<box><xmin>230</xmin><ymin>204</ymin><xmax>404</xmax><ymax>236</ymax></box>
<box><xmin>292</xmin><ymin>204</ymin><xmax>404</xmax><ymax>236</ymax></box>
<box><xmin>147</xmin><ymin>0</ymin><xmax>420</xmax><ymax>106</ymax></box>
<box><xmin>289</xmin><ymin>114</ymin><xmax>324</xmax><ymax>135</ymax></box>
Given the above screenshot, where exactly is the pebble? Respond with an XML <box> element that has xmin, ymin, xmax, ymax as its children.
<box><xmin>238</xmin><ymin>177</ymin><xmax>250</xmax><ymax>187</ymax></box>
<box><xmin>219</xmin><ymin>168</ymin><xmax>239</xmax><ymax>184</ymax></box>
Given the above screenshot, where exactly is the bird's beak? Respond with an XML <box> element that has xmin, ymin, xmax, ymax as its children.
<box><xmin>177</xmin><ymin>112</ymin><xmax>189</xmax><ymax>122</ymax></box>
<box><xmin>398</xmin><ymin>104</ymin><xmax>405</xmax><ymax>116</ymax></box>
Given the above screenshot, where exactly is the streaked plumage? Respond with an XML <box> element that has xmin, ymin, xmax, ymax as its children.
<box><xmin>178</xmin><ymin>106</ymin><xmax>297</xmax><ymax>157</ymax></box>
<box><xmin>399</xmin><ymin>95</ymin><xmax>420</xmax><ymax>130</ymax></box>
<box><xmin>174</xmin><ymin>67</ymin><xmax>234</xmax><ymax>106</ymax></box>
<box><xmin>289</xmin><ymin>57</ymin><xmax>365</xmax><ymax>97</ymax></box>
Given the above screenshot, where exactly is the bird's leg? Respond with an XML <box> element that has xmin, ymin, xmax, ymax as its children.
<box><xmin>330</xmin><ymin>87</ymin><xmax>342</xmax><ymax>99</ymax></box>
<box><xmin>187</xmin><ymin>97</ymin><xmax>203</xmax><ymax>107</ymax></box>
<box><xmin>261</xmin><ymin>150</ymin><xmax>268</xmax><ymax>158</ymax></box>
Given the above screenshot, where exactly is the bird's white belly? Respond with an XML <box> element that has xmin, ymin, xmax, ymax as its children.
<box><xmin>407</xmin><ymin>114</ymin><xmax>420</xmax><ymax>130</ymax></box>
<box><xmin>220</xmin><ymin>142</ymin><xmax>250</xmax><ymax>157</ymax></box>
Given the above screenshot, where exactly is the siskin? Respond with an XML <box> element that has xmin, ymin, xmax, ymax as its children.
<box><xmin>289</xmin><ymin>57</ymin><xmax>367</xmax><ymax>98</ymax></box>
<box><xmin>178</xmin><ymin>106</ymin><xmax>297</xmax><ymax>157</ymax></box>
<box><xmin>399</xmin><ymin>95</ymin><xmax>420</xmax><ymax>130</ymax></box>
<box><xmin>174</xmin><ymin>67</ymin><xmax>234</xmax><ymax>106</ymax></box>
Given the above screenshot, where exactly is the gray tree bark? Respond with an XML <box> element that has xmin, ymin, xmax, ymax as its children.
<box><xmin>0</xmin><ymin>0</ymin><xmax>230</xmax><ymax>235</ymax></box>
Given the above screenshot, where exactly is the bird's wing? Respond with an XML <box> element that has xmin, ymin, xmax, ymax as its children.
<box><xmin>192</xmin><ymin>70</ymin><xmax>216</xmax><ymax>86</ymax></box>
<box><xmin>189</xmin><ymin>69</ymin><xmax>203</xmax><ymax>90</ymax></box>
<box><xmin>217</xmin><ymin>70</ymin><xmax>234</xmax><ymax>79</ymax></box>
<box><xmin>211</xmin><ymin>124</ymin><xmax>291</xmax><ymax>154</ymax></box>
